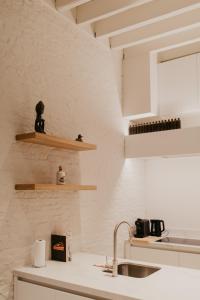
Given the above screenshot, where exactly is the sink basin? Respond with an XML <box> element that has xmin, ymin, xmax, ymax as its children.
<box><xmin>118</xmin><ymin>262</ymin><xmax>160</xmax><ymax>278</ymax></box>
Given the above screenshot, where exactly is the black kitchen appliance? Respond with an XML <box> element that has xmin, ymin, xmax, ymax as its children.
<box><xmin>134</xmin><ymin>218</ymin><xmax>150</xmax><ymax>238</ymax></box>
<box><xmin>150</xmin><ymin>219</ymin><xmax>165</xmax><ymax>237</ymax></box>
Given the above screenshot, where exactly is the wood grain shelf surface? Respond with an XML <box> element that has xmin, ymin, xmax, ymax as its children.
<box><xmin>15</xmin><ymin>183</ymin><xmax>97</xmax><ymax>191</ymax></box>
<box><xmin>130</xmin><ymin>236</ymin><xmax>161</xmax><ymax>244</ymax></box>
<box><xmin>16</xmin><ymin>132</ymin><xmax>96</xmax><ymax>151</ymax></box>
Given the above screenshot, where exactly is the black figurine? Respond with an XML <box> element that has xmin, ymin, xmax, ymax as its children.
<box><xmin>76</xmin><ymin>134</ymin><xmax>83</xmax><ymax>142</ymax></box>
<box><xmin>35</xmin><ymin>101</ymin><xmax>46</xmax><ymax>134</ymax></box>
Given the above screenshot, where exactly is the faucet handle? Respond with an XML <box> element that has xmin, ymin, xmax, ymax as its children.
<box><xmin>128</xmin><ymin>226</ymin><xmax>135</xmax><ymax>239</ymax></box>
<box><xmin>104</xmin><ymin>256</ymin><xmax>113</xmax><ymax>270</ymax></box>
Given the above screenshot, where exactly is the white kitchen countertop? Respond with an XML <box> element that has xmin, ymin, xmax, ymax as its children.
<box><xmin>130</xmin><ymin>238</ymin><xmax>200</xmax><ymax>254</ymax></box>
<box><xmin>14</xmin><ymin>252</ymin><xmax>200</xmax><ymax>300</ymax></box>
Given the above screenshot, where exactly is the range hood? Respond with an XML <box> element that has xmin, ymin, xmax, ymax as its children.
<box><xmin>125</xmin><ymin>127</ymin><xmax>200</xmax><ymax>159</ymax></box>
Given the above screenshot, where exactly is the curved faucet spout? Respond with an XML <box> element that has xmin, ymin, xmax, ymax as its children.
<box><xmin>112</xmin><ymin>221</ymin><xmax>133</xmax><ymax>277</ymax></box>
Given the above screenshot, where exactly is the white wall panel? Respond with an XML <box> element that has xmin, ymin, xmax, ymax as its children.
<box><xmin>158</xmin><ymin>54</ymin><xmax>199</xmax><ymax>115</ymax></box>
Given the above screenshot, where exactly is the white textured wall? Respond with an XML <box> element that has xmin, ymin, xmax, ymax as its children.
<box><xmin>145</xmin><ymin>158</ymin><xmax>200</xmax><ymax>237</ymax></box>
<box><xmin>80</xmin><ymin>158</ymin><xmax>145</xmax><ymax>256</ymax></box>
<box><xmin>0</xmin><ymin>1</ymin><xmax>145</xmax><ymax>299</ymax></box>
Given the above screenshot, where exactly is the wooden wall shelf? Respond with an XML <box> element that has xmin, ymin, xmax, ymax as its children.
<box><xmin>16</xmin><ymin>132</ymin><xmax>96</xmax><ymax>151</ymax></box>
<box><xmin>15</xmin><ymin>184</ymin><xmax>97</xmax><ymax>191</ymax></box>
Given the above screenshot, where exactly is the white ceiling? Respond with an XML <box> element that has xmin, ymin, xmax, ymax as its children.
<box><xmin>56</xmin><ymin>0</ymin><xmax>200</xmax><ymax>60</ymax></box>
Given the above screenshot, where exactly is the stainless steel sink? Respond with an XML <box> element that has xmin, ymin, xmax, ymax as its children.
<box><xmin>117</xmin><ymin>262</ymin><xmax>160</xmax><ymax>278</ymax></box>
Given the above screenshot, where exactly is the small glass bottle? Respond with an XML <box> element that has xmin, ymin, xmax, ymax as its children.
<box><xmin>129</xmin><ymin>122</ymin><xmax>132</xmax><ymax>135</ymax></box>
<box><xmin>56</xmin><ymin>166</ymin><xmax>66</xmax><ymax>185</ymax></box>
<box><xmin>177</xmin><ymin>118</ymin><xmax>181</xmax><ymax>129</ymax></box>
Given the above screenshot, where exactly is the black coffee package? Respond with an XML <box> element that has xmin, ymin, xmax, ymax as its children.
<box><xmin>51</xmin><ymin>234</ymin><xmax>67</xmax><ymax>262</ymax></box>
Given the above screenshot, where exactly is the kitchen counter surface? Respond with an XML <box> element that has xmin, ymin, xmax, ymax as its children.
<box><xmin>14</xmin><ymin>252</ymin><xmax>200</xmax><ymax>300</ymax></box>
<box><xmin>130</xmin><ymin>237</ymin><xmax>200</xmax><ymax>254</ymax></box>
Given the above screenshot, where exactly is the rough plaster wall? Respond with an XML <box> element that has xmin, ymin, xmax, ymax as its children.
<box><xmin>0</xmin><ymin>1</ymin><xmax>145</xmax><ymax>299</ymax></box>
<box><xmin>44</xmin><ymin>0</ymin><xmax>55</xmax><ymax>8</ymax></box>
<box><xmin>80</xmin><ymin>158</ymin><xmax>145</xmax><ymax>256</ymax></box>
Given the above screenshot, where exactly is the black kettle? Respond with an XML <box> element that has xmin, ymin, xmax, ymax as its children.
<box><xmin>150</xmin><ymin>219</ymin><xmax>165</xmax><ymax>237</ymax></box>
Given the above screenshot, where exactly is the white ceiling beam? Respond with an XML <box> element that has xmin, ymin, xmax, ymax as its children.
<box><xmin>94</xmin><ymin>0</ymin><xmax>200</xmax><ymax>38</ymax></box>
<box><xmin>56</xmin><ymin>0</ymin><xmax>91</xmax><ymax>12</ymax></box>
<box><xmin>124</xmin><ymin>26</ymin><xmax>200</xmax><ymax>57</ymax></box>
<box><xmin>110</xmin><ymin>8</ymin><xmax>200</xmax><ymax>49</ymax></box>
<box><xmin>76</xmin><ymin>0</ymin><xmax>153</xmax><ymax>24</ymax></box>
<box><xmin>158</xmin><ymin>41</ymin><xmax>200</xmax><ymax>62</ymax></box>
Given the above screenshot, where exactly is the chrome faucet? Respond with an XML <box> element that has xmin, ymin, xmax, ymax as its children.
<box><xmin>112</xmin><ymin>221</ymin><xmax>133</xmax><ymax>277</ymax></box>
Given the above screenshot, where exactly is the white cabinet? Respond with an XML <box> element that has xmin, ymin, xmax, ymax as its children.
<box><xmin>123</xmin><ymin>52</ymin><xmax>200</xmax><ymax>119</ymax></box>
<box><xmin>126</xmin><ymin>245</ymin><xmax>200</xmax><ymax>270</ymax></box>
<box><xmin>15</xmin><ymin>280</ymin><xmax>55</xmax><ymax>300</ymax></box>
<box><xmin>123</xmin><ymin>53</ymin><xmax>153</xmax><ymax>117</ymax></box>
<box><xmin>179</xmin><ymin>252</ymin><xmax>200</xmax><ymax>270</ymax></box>
<box><xmin>129</xmin><ymin>246</ymin><xmax>179</xmax><ymax>266</ymax></box>
<box><xmin>55</xmin><ymin>290</ymin><xmax>92</xmax><ymax>300</ymax></box>
<box><xmin>15</xmin><ymin>279</ymin><xmax>96</xmax><ymax>300</ymax></box>
<box><xmin>158</xmin><ymin>54</ymin><xmax>199</xmax><ymax>116</ymax></box>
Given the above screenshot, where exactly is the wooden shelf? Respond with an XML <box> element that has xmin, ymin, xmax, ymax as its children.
<box><xmin>15</xmin><ymin>184</ymin><xmax>97</xmax><ymax>191</ymax></box>
<box><xmin>16</xmin><ymin>132</ymin><xmax>96</xmax><ymax>151</ymax></box>
<box><xmin>125</xmin><ymin>127</ymin><xmax>200</xmax><ymax>158</ymax></box>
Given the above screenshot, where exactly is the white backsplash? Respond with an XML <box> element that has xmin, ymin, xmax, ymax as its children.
<box><xmin>145</xmin><ymin>157</ymin><xmax>200</xmax><ymax>238</ymax></box>
<box><xmin>166</xmin><ymin>228</ymin><xmax>200</xmax><ymax>240</ymax></box>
